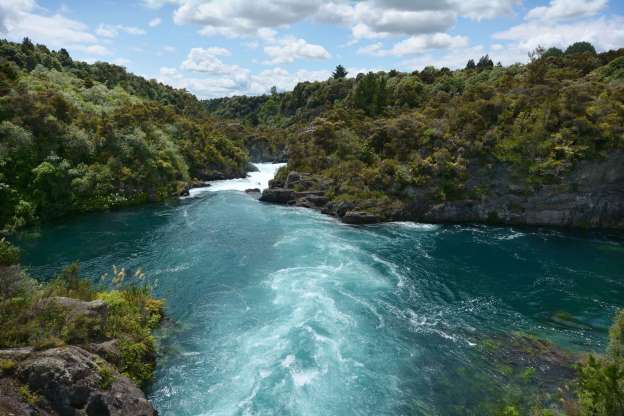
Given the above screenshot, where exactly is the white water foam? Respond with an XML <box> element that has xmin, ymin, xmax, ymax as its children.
<box><xmin>390</xmin><ymin>222</ymin><xmax>440</xmax><ymax>231</ymax></box>
<box><xmin>188</xmin><ymin>162</ymin><xmax>285</xmax><ymax>197</ymax></box>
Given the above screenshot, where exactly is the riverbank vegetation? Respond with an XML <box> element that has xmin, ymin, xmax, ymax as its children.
<box><xmin>0</xmin><ymin>38</ymin><xmax>259</xmax><ymax>233</ymax></box>
<box><xmin>491</xmin><ymin>310</ymin><xmax>624</xmax><ymax>415</ymax></box>
<box><xmin>0</xmin><ymin>238</ymin><xmax>163</xmax><ymax>386</ymax></box>
<box><xmin>207</xmin><ymin>42</ymin><xmax>624</xmax><ymax>223</ymax></box>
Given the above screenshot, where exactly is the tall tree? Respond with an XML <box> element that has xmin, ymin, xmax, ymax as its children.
<box><xmin>565</xmin><ymin>42</ymin><xmax>597</xmax><ymax>56</ymax></box>
<box><xmin>332</xmin><ymin>65</ymin><xmax>348</xmax><ymax>80</ymax></box>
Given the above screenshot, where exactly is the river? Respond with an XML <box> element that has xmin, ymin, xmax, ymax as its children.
<box><xmin>14</xmin><ymin>163</ymin><xmax>624</xmax><ymax>415</ymax></box>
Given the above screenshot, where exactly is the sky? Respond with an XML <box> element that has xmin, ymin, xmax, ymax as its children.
<box><xmin>1</xmin><ymin>0</ymin><xmax>623</xmax><ymax>99</ymax></box>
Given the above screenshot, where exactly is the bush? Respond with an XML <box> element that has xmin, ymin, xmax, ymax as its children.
<box><xmin>0</xmin><ymin>260</ymin><xmax>164</xmax><ymax>386</ymax></box>
<box><xmin>576</xmin><ymin>310</ymin><xmax>624</xmax><ymax>415</ymax></box>
<box><xmin>0</xmin><ymin>238</ymin><xmax>20</xmax><ymax>266</ymax></box>
<box><xmin>566</xmin><ymin>42</ymin><xmax>597</xmax><ymax>56</ymax></box>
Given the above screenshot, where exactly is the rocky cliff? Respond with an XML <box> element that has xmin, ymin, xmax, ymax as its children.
<box><xmin>260</xmin><ymin>152</ymin><xmax>624</xmax><ymax>229</ymax></box>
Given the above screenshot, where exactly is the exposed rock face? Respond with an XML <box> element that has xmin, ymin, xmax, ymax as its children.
<box><xmin>245</xmin><ymin>139</ymin><xmax>287</xmax><ymax>163</ymax></box>
<box><xmin>259</xmin><ymin>188</ymin><xmax>296</xmax><ymax>204</ymax></box>
<box><xmin>179</xmin><ymin>180</ymin><xmax>207</xmax><ymax>197</ymax></box>
<box><xmin>260</xmin><ymin>153</ymin><xmax>624</xmax><ymax>229</ymax></box>
<box><xmin>0</xmin><ymin>298</ymin><xmax>157</xmax><ymax>415</ymax></box>
<box><xmin>341</xmin><ymin>211</ymin><xmax>380</xmax><ymax>225</ymax></box>
<box><xmin>420</xmin><ymin>152</ymin><xmax>624</xmax><ymax>229</ymax></box>
<box><xmin>0</xmin><ymin>346</ymin><xmax>156</xmax><ymax>416</ymax></box>
<box><xmin>42</xmin><ymin>297</ymin><xmax>108</xmax><ymax>326</ymax></box>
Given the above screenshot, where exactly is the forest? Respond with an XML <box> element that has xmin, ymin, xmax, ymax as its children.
<box><xmin>205</xmin><ymin>43</ymin><xmax>624</xmax><ymax>224</ymax></box>
<box><xmin>0</xmin><ymin>38</ymin><xmax>262</xmax><ymax>233</ymax></box>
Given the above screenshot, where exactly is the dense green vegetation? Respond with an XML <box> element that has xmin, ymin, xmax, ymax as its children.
<box><xmin>0</xmin><ymin>38</ymin><xmax>257</xmax><ymax>233</ymax></box>
<box><xmin>207</xmin><ymin>43</ymin><xmax>624</xmax><ymax>219</ymax></box>
<box><xmin>0</xmin><ymin>238</ymin><xmax>163</xmax><ymax>386</ymax></box>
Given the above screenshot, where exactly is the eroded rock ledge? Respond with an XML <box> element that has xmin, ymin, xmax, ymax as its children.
<box><xmin>0</xmin><ymin>297</ymin><xmax>157</xmax><ymax>416</ymax></box>
<box><xmin>260</xmin><ymin>152</ymin><xmax>624</xmax><ymax>229</ymax></box>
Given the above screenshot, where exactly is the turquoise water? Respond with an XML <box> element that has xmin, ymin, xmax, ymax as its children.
<box><xmin>15</xmin><ymin>175</ymin><xmax>624</xmax><ymax>415</ymax></box>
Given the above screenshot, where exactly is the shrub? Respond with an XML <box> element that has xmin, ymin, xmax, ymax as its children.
<box><xmin>576</xmin><ymin>310</ymin><xmax>624</xmax><ymax>415</ymax></box>
<box><xmin>19</xmin><ymin>385</ymin><xmax>39</xmax><ymax>406</ymax></box>
<box><xmin>98</xmin><ymin>364</ymin><xmax>116</xmax><ymax>390</ymax></box>
<box><xmin>0</xmin><ymin>238</ymin><xmax>20</xmax><ymax>266</ymax></box>
<box><xmin>0</xmin><ymin>358</ymin><xmax>16</xmax><ymax>374</ymax></box>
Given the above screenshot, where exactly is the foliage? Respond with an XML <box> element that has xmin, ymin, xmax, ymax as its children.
<box><xmin>19</xmin><ymin>384</ymin><xmax>39</xmax><ymax>406</ymax></box>
<box><xmin>332</xmin><ymin>65</ymin><xmax>348</xmax><ymax>80</ymax></box>
<box><xmin>0</xmin><ymin>238</ymin><xmax>21</xmax><ymax>265</ymax></box>
<box><xmin>98</xmin><ymin>364</ymin><xmax>116</xmax><ymax>390</ymax></box>
<box><xmin>204</xmin><ymin>41</ymin><xmax>624</xmax><ymax>219</ymax></box>
<box><xmin>0</xmin><ymin>358</ymin><xmax>16</xmax><ymax>374</ymax></box>
<box><xmin>566</xmin><ymin>42</ymin><xmax>597</xmax><ymax>56</ymax></box>
<box><xmin>0</xmin><ymin>261</ymin><xmax>163</xmax><ymax>386</ymax></box>
<box><xmin>351</xmin><ymin>72</ymin><xmax>388</xmax><ymax>116</ymax></box>
<box><xmin>576</xmin><ymin>310</ymin><xmax>624</xmax><ymax>416</ymax></box>
<box><xmin>0</xmin><ymin>39</ymin><xmax>250</xmax><ymax>232</ymax></box>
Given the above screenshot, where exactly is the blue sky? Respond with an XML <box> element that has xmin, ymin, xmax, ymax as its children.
<box><xmin>1</xmin><ymin>0</ymin><xmax>623</xmax><ymax>98</ymax></box>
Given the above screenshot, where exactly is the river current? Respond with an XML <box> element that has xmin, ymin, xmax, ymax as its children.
<box><xmin>15</xmin><ymin>163</ymin><xmax>624</xmax><ymax>415</ymax></box>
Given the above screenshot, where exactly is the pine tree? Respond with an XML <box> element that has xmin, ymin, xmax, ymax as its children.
<box><xmin>332</xmin><ymin>65</ymin><xmax>348</xmax><ymax>79</ymax></box>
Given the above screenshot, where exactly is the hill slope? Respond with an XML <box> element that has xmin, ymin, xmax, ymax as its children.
<box><xmin>0</xmin><ymin>38</ymin><xmax>253</xmax><ymax>232</ymax></box>
<box><xmin>208</xmin><ymin>44</ymin><xmax>624</xmax><ymax>229</ymax></box>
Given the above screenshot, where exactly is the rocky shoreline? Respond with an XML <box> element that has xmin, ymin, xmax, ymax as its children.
<box><xmin>0</xmin><ymin>295</ymin><xmax>158</xmax><ymax>416</ymax></box>
<box><xmin>0</xmin><ymin>344</ymin><xmax>156</xmax><ymax>416</ymax></box>
<box><xmin>260</xmin><ymin>152</ymin><xmax>624</xmax><ymax>230</ymax></box>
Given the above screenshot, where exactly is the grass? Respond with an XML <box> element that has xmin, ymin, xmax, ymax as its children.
<box><xmin>0</xmin><ymin>242</ymin><xmax>164</xmax><ymax>387</ymax></box>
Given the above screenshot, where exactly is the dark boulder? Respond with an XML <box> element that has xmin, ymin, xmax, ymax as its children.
<box><xmin>1</xmin><ymin>346</ymin><xmax>156</xmax><ymax>416</ymax></box>
<box><xmin>342</xmin><ymin>211</ymin><xmax>380</xmax><ymax>225</ymax></box>
<box><xmin>298</xmin><ymin>194</ymin><xmax>329</xmax><ymax>207</ymax></box>
<box><xmin>335</xmin><ymin>201</ymin><xmax>355</xmax><ymax>217</ymax></box>
<box><xmin>268</xmin><ymin>178</ymin><xmax>284</xmax><ymax>188</ymax></box>
<box><xmin>259</xmin><ymin>188</ymin><xmax>296</xmax><ymax>204</ymax></box>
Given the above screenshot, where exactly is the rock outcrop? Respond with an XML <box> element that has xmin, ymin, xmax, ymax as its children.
<box><xmin>260</xmin><ymin>152</ymin><xmax>624</xmax><ymax>229</ymax></box>
<box><xmin>419</xmin><ymin>151</ymin><xmax>624</xmax><ymax>229</ymax></box>
<box><xmin>0</xmin><ymin>298</ymin><xmax>158</xmax><ymax>416</ymax></box>
<box><xmin>0</xmin><ymin>346</ymin><xmax>155</xmax><ymax>416</ymax></box>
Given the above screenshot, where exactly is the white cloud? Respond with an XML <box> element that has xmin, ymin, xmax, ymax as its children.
<box><xmin>402</xmin><ymin>45</ymin><xmax>489</xmax><ymax>70</ymax></box>
<box><xmin>494</xmin><ymin>16</ymin><xmax>624</xmax><ymax>52</ymax></box>
<box><xmin>79</xmin><ymin>44</ymin><xmax>113</xmax><ymax>56</ymax></box>
<box><xmin>264</xmin><ymin>37</ymin><xmax>330</xmax><ymax>64</ymax></box>
<box><xmin>158</xmin><ymin>64</ymin><xmax>332</xmax><ymax>99</ymax></box>
<box><xmin>248</xmin><ymin>67</ymin><xmax>331</xmax><ymax>94</ymax></box>
<box><xmin>350</xmin><ymin>4</ymin><xmax>456</xmax><ymax>39</ymax></box>
<box><xmin>149</xmin><ymin>17</ymin><xmax>162</xmax><ymax>27</ymax></box>
<box><xmin>455</xmin><ymin>0</ymin><xmax>520</xmax><ymax>20</ymax></box>
<box><xmin>173</xmin><ymin>0</ymin><xmax>322</xmax><ymax>37</ymax></box>
<box><xmin>526</xmin><ymin>0</ymin><xmax>607</xmax><ymax>22</ymax></box>
<box><xmin>113</xmin><ymin>57</ymin><xmax>131</xmax><ymax>66</ymax></box>
<box><xmin>96</xmin><ymin>24</ymin><xmax>146</xmax><ymax>38</ymax></box>
<box><xmin>150</xmin><ymin>0</ymin><xmax>520</xmax><ymax>40</ymax></box>
<box><xmin>0</xmin><ymin>0</ymin><xmax>115</xmax><ymax>59</ymax></box>
<box><xmin>358</xmin><ymin>33</ymin><xmax>469</xmax><ymax>56</ymax></box>
<box><xmin>180</xmin><ymin>47</ymin><xmax>243</xmax><ymax>75</ymax></box>
<box><xmin>315</xmin><ymin>2</ymin><xmax>355</xmax><ymax>25</ymax></box>
<box><xmin>143</xmin><ymin>0</ymin><xmax>180</xmax><ymax>8</ymax></box>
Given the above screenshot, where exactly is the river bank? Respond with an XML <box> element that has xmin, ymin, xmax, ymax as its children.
<box><xmin>11</xmin><ymin>173</ymin><xmax>624</xmax><ymax>415</ymax></box>
<box><xmin>259</xmin><ymin>151</ymin><xmax>624</xmax><ymax>230</ymax></box>
<box><xmin>0</xmin><ymin>243</ymin><xmax>163</xmax><ymax>416</ymax></box>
